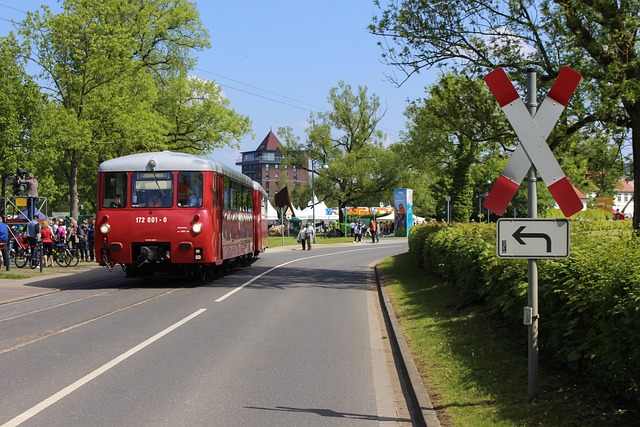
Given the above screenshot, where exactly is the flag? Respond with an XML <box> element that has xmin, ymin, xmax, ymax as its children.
<box><xmin>274</xmin><ymin>186</ymin><xmax>295</xmax><ymax>215</ymax></box>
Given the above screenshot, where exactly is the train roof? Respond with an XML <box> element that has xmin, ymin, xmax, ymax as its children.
<box><xmin>98</xmin><ymin>151</ymin><xmax>253</xmax><ymax>186</ymax></box>
<box><xmin>253</xmin><ymin>181</ymin><xmax>267</xmax><ymax>197</ymax></box>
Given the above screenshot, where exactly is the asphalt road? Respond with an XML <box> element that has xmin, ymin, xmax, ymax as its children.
<box><xmin>0</xmin><ymin>239</ymin><xmax>411</xmax><ymax>427</ymax></box>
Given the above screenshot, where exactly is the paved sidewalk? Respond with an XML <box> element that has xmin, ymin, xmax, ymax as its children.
<box><xmin>0</xmin><ymin>265</ymin><xmax>103</xmax><ymax>305</ymax></box>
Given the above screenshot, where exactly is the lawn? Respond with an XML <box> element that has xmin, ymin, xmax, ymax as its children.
<box><xmin>379</xmin><ymin>252</ymin><xmax>636</xmax><ymax>426</ymax></box>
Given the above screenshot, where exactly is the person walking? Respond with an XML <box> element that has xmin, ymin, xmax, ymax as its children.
<box><xmin>297</xmin><ymin>225</ymin><xmax>307</xmax><ymax>250</ymax></box>
<box><xmin>370</xmin><ymin>219</ymin><xmax>378</xmax><ymax>243</ymax></box>
<box><xmin>353</xmin><ymin>221</ymin><xmax>362</xmax><ymax>243</ymax></box>
<box><xmin>305</xmin><ymin>222</ymin><xmax>315</xmax><ymax>250</ymax></box>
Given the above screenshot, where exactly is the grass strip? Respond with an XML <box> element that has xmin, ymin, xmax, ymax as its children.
<box><xmin>379</xmin><ymin>252</ymin><xmax>634</xmax><ymax>426</ymax></box>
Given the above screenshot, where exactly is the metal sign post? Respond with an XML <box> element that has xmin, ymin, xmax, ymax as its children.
<box><xmin>484</xmin><ymin>67</ymin><xmax>581</xmax><ymax>400</ymax></box>
<box><xmin>525</xmin><ymin>69</ymin><xmax>539</xmax><ymax>401</ymax></box>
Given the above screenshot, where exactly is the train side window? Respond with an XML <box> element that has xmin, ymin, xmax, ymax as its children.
<box><xmin>177</xmin><ymin>171</ymin><xmax>203</xmax><ymax>207</ymax></box>
<box><xmin>231</xmin><ymin>180</ymin><xmax>239</xmax><ymax>211</ymax></box>
<box><xmin>223</xmin><ymin>176</ymin><xmax>230</xmax><ymax>209</ymax></box>
<box><xmin>211</xmin><ymin>175</ymin><xmax>217</xmax><ymax>208</ymax></box>
<box><xmin>102</xmin><ymin>172</ymin><xmax>128</xmax><ymax>208</ymax></box>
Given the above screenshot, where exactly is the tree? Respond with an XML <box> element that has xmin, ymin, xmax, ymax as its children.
<box><xmin>280</xmin><ymin>81</ymin><xmax>404</xmax><ymax>222</ymax></box>
<box><xmin>18</xmin><ymin>0</ymin><xmax>248</xmax><ymax>219</ymax></box>
<box><xmin>401</xmin><ymin>71</ymin><xmax>514</xmax><ymax>221</ymax></box>
<box><xmin>370</xmin><ymin>0</ymin><xmax>640</xmax><ymax>229</ymax></box>
<box><xmin>0</xmin><ymin>35</ymin><xmax>44</xmax><ymax>200</ymax></box>
<box><xmin>156</xmin><ymin>73</ymin><xmax>251</xmax><ymax>153</ymax></box>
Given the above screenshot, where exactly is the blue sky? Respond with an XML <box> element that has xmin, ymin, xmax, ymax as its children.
<box><xmin>0</xmin><ymin>1</ymin><xmax>437</xmax><ymax>171</ymax></box>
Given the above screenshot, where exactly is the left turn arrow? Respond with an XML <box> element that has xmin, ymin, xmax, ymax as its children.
<box><xmin>512</xmin><ymin>226</ymin><xmax>552</xmax><ymax>253</ymax></box>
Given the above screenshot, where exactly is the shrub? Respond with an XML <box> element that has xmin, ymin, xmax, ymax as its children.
<box><xmin>408</xmin><ymin>219</ymin><xmax>639</xmax><ymax>401</ymax></box>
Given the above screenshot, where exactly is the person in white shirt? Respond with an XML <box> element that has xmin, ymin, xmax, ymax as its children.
<box><xmin>305</xmin><ymin>222</ymin><xmax>315</xmax><ymax>250</ymax></box>
<box><xmin>297</xmin><ymin>226</ymin><xmax>307</xmax><ymax>250</ymax></box>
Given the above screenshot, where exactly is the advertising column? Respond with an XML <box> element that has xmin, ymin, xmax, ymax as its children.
<box><xmin>393</xmin><ymin>188</ymin><xmax>413</xmax><ymax>237</ymax></box>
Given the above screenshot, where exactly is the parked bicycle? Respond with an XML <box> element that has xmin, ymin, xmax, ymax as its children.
<box><xmin>51</xmin><ymin>243</ymin><xmax>79</xmax><ymax>267</ymax></box>
<box><xmin>14</xmin><ymin>242</ymin><xmax>40</xmax><ymax>269</ymax></box>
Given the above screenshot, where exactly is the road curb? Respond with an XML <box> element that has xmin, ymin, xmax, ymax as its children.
<box><xmin>375</xmin><ymin>265</ymin><xmax>441</xmax><ymax>427</ymax></box>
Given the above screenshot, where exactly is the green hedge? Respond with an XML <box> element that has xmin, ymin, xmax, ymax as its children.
<box><xmin>409</xmin><ymin>220</ymin><xmax>639</xmax><ymax>402</ymax></box>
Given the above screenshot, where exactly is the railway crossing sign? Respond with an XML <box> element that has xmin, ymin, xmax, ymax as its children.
<box><xmin>483</xmin><ymin>67</ymin><xmax>583</xmax><ymax>217</ymax></box>
<box><xmin>497</xmin><ymin>218</ymin><xmax>570</xmax><ymax>258</ymax></box>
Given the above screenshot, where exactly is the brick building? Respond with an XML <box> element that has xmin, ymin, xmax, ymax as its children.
<box><xmin>236</xmin><ymin>131</ymin><xmax>308</xmax><ymax>201</ymax></box>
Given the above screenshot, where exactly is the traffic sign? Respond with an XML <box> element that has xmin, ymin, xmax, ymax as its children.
<box><xmin>483</xmin><ymin>67</ymin><xmax>583</xmax><ymax>217</ymax></box>
<box><xmin>497</xmin><ymin>218</ymin><xmax>570</xmax><ymax>258</ymax></box>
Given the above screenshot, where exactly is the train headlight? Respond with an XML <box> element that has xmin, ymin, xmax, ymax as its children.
<box><xmin>99</xmin><ymin>223</ymin><xmax>111</xmax><ymax>235</ymax></box>
<box><xmin>192</xmin><ymin>222</ymin><xmax>203</xmax><ymax>234</ymax></box>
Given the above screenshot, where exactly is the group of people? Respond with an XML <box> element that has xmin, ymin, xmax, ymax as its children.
<box><xmin>0</xmin><ymin>216</ymin><xmax>96</xmax><ymax>269</ymax></box>
<box><xmin>350</xmin><ymin>219</ymin><xmax>380</xmax><ymax>243</ymax></box>
<box><xmin>297</xmin><ymin>222</ymin><xmax>316</xmax><ymax>250</ymax></box>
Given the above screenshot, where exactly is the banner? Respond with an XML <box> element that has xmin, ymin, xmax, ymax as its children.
<box><xmin>394</xmin><ymin>188</ymin><xmax>413</xmax><ymax>237</ymax></box>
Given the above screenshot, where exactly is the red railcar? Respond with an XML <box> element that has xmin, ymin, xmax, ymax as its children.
<box><xmin>95</xmin><ymin>151</ymin><xmax>268</xmax><ymax>279</ymax></box>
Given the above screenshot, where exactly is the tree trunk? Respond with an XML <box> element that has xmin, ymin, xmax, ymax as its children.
<box><xmin>69</xmin><ymin>151</ymin><xmax>80</xmax><ymax>221</ymax></box>
<box><xmin>632</xmin><ymin>109</ymin><xmax>640</xmax><ymax>232</ymax></box>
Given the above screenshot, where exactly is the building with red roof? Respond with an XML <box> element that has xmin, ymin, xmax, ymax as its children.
<box><xmin>613</xmin><ymin>179</ymin><xmax>634</xmax><ymax>218</ymax></box>
<box><xmin>236</xmin><ymin>131</ymin><xmax>309</xmax><ymax>201</ymax></box>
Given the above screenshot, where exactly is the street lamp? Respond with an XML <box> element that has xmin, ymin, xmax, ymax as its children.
<box><xmin>473</xmin><ymin>192</ymin><xmax>489</xmax><ymax>222</ymax></box>
<box><xmin>310</xmin><ymin>156</ymin><xmax>328</xmax><ymax>243</ymax></box>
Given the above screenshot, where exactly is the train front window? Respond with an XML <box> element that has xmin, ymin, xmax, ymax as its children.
<box><xmin>131</xmin><ymin>172</ymin><xmax>173</xmax><ymax>208</ymax></box>
<box><xmin>102</xmin><ymin>172</ymin><xmax>128</xmax><ymax>208</ymax></box>
<box><xmin>177</xmin><ymin>172</ymin><xmax>203</xmax><ymax>207</ymax></box>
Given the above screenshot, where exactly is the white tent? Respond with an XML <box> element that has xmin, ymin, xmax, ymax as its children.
<box><xmin>266</xmin><ymin>200</ymin><xmax>279</xmax><ymax>221</ymax></box>
<box><xmin>297</xmin><ymin>200</ymin><xmax>339</xmax><ymax>222</ymax></box>
<box><xmin>376</xmin><ymin>211</ymin><xmax>394</xmax><ymax>221</ymax></box>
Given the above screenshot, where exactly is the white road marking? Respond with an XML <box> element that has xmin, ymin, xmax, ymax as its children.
<box><xmin>0</xmin><ymin>289</ymin><xmax>181</xmax><ymax>356</ymax></box>
<box><xmin>2</xmin><ymin>308</ymin><xmax>207</xmax><ymax>427</ymax></box>
<box><xmin>215</xmin><ymin>245</ymin><xmax>402</xmax><ymax>303</ymax></box>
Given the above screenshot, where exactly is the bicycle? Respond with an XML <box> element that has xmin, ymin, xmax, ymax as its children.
<box><xmin>66</xmin><ymin>245</ymin><xmax>80</xmax><ymax>267</ymax></box>
<box><xmin>13</xmin><ymin>243</ymin><xmax>31</xmax><ymax>269</ymax></box>
<box><xmin>51</xmin><ymin>243</ymin><xmax>69</xmax><ymax>267</ymax></box>
<box><xmin>28</xmin><ymin>243</ymin><xmax>41</xmax><ymax>269</ymax></box>
<box><xmin>14</xmin><ymin>243</ymin><xmax>41</xmax><ymax>269</ymax></box>
<box><xmin>51</xmin><ymin>243</ymin><xmax>79</xmax><ymax>267</ymax></box>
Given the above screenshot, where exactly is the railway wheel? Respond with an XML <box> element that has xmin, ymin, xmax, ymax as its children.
<box><xmin>196</xmin><ymin>265</ymin><xmax>207</xmax><ymax>282</ymax></box>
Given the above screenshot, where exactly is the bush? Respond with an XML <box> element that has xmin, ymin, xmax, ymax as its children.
<box><xmin>409</xmin><ymin>219</ymin><xmax>640</xmax><ymax>402</ymax></box>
